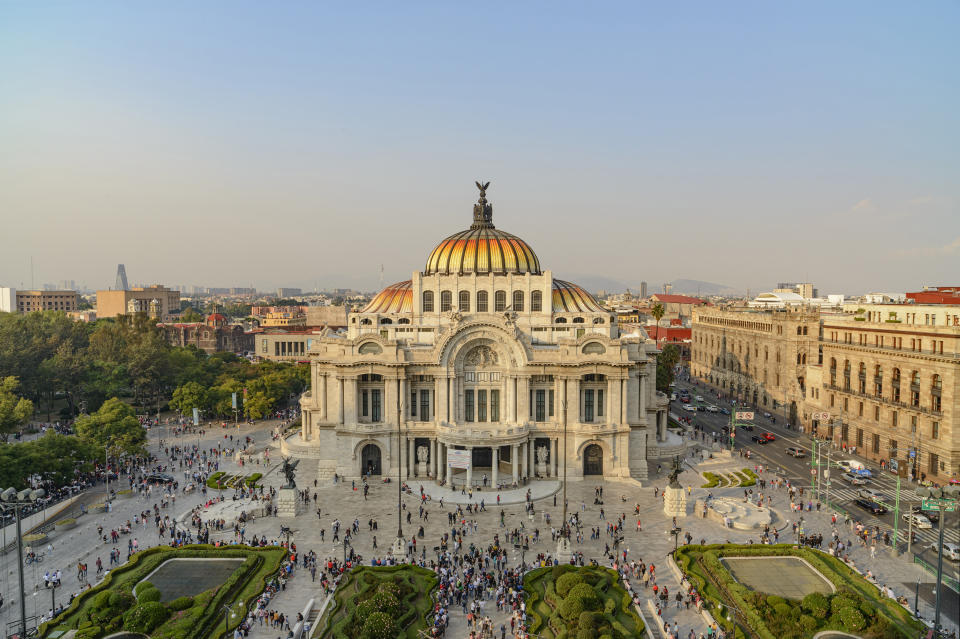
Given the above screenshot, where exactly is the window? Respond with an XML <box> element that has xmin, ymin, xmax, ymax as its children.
<box><xmin>874</xmin><ymin>406</ymin><xmax>880</xmax><ymax>421</ymax></box>
<box><xmin>911</xmin><ymin>415</ymin><xmax>917</xmax><ymax>432</ymax></box>
<box><xmin>495</xmin><ymin>290</ymin><xmax>506</xmax><ymax>312</ymax></box>
<box><xmin>535</xmin><ymin>389</ymin><xmax>546</xmax><ymax>421</ymax></box>
<box><xmin>932</xmin><ymin>422</ymin><xmax>939</xmax><ymax>439</ymax></box>
<box><xmin>872</xmin><ymin>433</ymin><xmax>879</xmax><ymax>454</ymax></box>
<box><xmin>931</xmin><ymin>374</ymin><xmax>942</xmax><ymax>412</ymax></box>
<box><xmin>478</xmin><ymin>390</ymin><xmax>487</xmax><ymax>422</ymax></box>
<box><xmin>490</xmin><ymin>390</ymin><xmax>499</xmax><ymax>422</ymax></box>
<box><xmin>440</xmin><ymin>290</ymin><xmax>452</xmax><ymax>312</ymax></box>
<box><xmin>420</xmin><ymin>389</ymin><xmax>431</xmax><ymax>419</ymax></box>
<box><xmin>597</xmin><ymin>389</ymin><xmax>604</xmax><ymax>417</ymax></box>
<box><xmin>465</xmin><ymin>390</ymin><xmax>475</xmax><ymax>422</ymax></box>
<box><xmin>573</xmin><ymin>317</ymin><xmax>584</xmax><ymax>324</ymax></box>
<box><xmin>477</xmin><ymin>291</ymin><xmax>488</xmax><ymax>312</ymax></box>
<box><xmin>891</xmin><ymin>368</ymin><xmax>901</xmax><ymax>403</ymax></box>
<box><xmin>531</xmin><ymin>290</ymin><xmax>542</xmax><ymax>312</ymax></box>
<box><xmin>410</xmin><ymin>390</ymin><xmax>417</xmax><ymax>417</ymax></box>
<box><xmin>459</xmin><ymin>290</ymin><xmax>470</xmax><ymax>312</ymax></box>
<box><xmin>584</xmin><ymin>389</ymin><xmax>595</xmax><ymax>422</ymax></box>
<box><xmin>513</xmin><ymin>290</ymin><xmax>524</xmax><ymax>312</ymax></box>
<box><xmin>858</xmin><ymin>401</ymin><xmax>863</xmax><ymax>417</ymax></box>
<box><xmin>371</xmin><ymin>390</ymin><xmax>381</xmax><ymax>422</ymax></box>
<box><xmin>892</xmin><ymin>411</ymin><xmax>898</xmax><ymax>428</ymax></box>
<box><xmin>549</xmin><ymin>390</ymin><xmax>554</xmax><ymax>417</ymax></box>
<box><xmin>422</xmin><ymin>291</ymin><xmax>434</xmax><ymax>312</ymax></box>
<box><xmin>362</xmin><ymin>390</ymin><xmax>368</xmax><ymax>417</ymax></box>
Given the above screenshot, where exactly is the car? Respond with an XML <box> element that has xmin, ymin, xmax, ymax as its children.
<box><xmin>837</xmin><ymin>459</ymin><xmax>866</xmax><ymax>472</ymax></box>
<box><xmin>720</xmin><ymin>407</ymin><xmax>731</xmax><ymax>415</ymax></box>
<box><xmin>706</xmin><ymin>405</ymin><xmax>719</xmax><ymax>413</ymax></box>
<box><xmin>695</xmin><ymin>395</ymin><xmax>704</xmax><ymax>402</ymax></box>
<box><xmin>785</xmin><ymin>446</ymin><xmax>806</xmax><ymax>458</ymax></box>
<box><xmin>670</xmin><ymin>393</ymin><xmax>677</xmax><ymax>401</ymax></box>
<box><xmin>680</xmin><ymin>397</ymin><xmax>691</xmax><ymax>404</ymax></box>
<box><xmin>761</xmin><ymin>432</ymin><xmax>776</xmax><ymax>441</ymax></box>
<box><xmin>751</xmin><ymin>435</ymin><xmax>768</xmax><ymax>444</ymax></box>
<box><xmin>902</xmin><ymin>513</ymin><xmax>933</xmax><ymax>529</ymax></box>
<box><xmin>146</xmin><ymin>472</ymin><xmax>175</xmax><ymax>484</ymax></box>
<box><xmin>854</xmin><ymin>498</ymin><xmax>888</xmax><ymax>515</ymax></box>
<box><xmin>842</xmin><ymin>472</ymin><xmax>869</xmax><ymax>486</ymax></box>
<box><xmin>738</xmin><ymin>424</ymin><xmax>754</xmax><ymax>431</ymax></box>
<box><xmin>909</xmin><ymin>505</ymin><xmax>939</xmax><ymax>523</ymax></box>
<box><xmin>682</xmin><ymin>404</ymin><xmax>697</xmax><ymax>412</ymax></box>
<box><xmin>942</xmin><ymin>542</ymin><xmax>960</xmax><ymax>562</ymax></box>
<box><xmin>857</xmin><ymin>488</ymin><xmax>885</xmax><ymax>502</ymax></box>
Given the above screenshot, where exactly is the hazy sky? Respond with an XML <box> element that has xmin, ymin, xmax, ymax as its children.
<box><xmin>2</xmin><ymin>2</ymin><xmax>957</xmax><ymax>295</ymax></box>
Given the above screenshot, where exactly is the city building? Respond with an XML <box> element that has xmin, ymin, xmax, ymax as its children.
<box><xmin>841</xmin><ymin>303</ymin><xmax>960</xmax><ymax>327</ymax></box>
<box><xmin>277</xmin><ymin>287</ymin><xmax>303</xmax><ymax>298</ymax></box>
<box><xmin>905</xmin><ymin>286</ymin><xmax>960</xmax><ymax>305</ymax></box>
<box><xmin>648</xmin><ymin>293</ymin><xmax>706</xmax><ymax>322</ymax></box>
<box><xmin>251</xmin><ymin>330</ymin><xmax>318</xmax><ymax>361</ymax></box>
<box><xmin>690</xmin><ymin>306</ymin><xmax>819</xmax><ymax>423</ymax></box>
<box><xmin>161</xmin><ymin>314</ymin><xmax>253</xmax><ymax>354</ymax></box>
<box><xmin>284</xmin><ymin>185</ymin><xmax>669</xmax><ymax>482</ymax></box>
<box><xmin>639</xmin><ymin>281</ymin><xmax>648</xmax><ymax>299</ymax></box>
<box><xmin>96</xmin><ymin>285</ymin><xmax>181</xmax><ymax>319</ymax></box>
<box><xmin>776</xmin><ymin>282</ymin><xmax>818</xmax><ymax>299</ymax></box>
<box><xmin>260</xmin><ymin>311</ymin><xmax>307</xmax><ymax>328</ymax></box>
<box><xmin>802</xmin><ymin>312</ymin><xmax>958</xmax><ymax>484</ymax></box>
<box><xmin>0</xmin><ymin>289</ymin><xmax>80</xmax><ymax>313</ymax></box>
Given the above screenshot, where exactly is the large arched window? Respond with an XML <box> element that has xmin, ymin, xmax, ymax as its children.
<box><xmin>513</xmin><ymin>290</ymin><xmax>524</xmax><ymax>312</ymax></box>
<box><xmin>477</xmin><ymin>291</ymin><xmax>488</xmax><ymax>312</ymax></box>
<box><xmin>458</xmin><ymin>290</ymin><xmax>470</xmax><ymax>312</ymax></box>
<box><xmin>440</xmin><ymin>290</ymin><xmax>452</xmax><ymax>312</ymax></box>
<box><xmin>494</xmin><ymin>290</ymin><xmax>506</xmax><ymax>312</ymax></box>
<box><xmin>531</xmin><ymin>290</ymin><xmax>542</xmax><ymax>312</ymax></box>
<box><xmin>422</xmin><ymin>291</ymin><xmax>434</xmax><ymax>312</ymax></box>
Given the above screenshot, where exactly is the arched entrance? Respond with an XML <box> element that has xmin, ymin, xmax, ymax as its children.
<box><xmin>583</xmin><ymin>444</ymin><xmax>603</xmax><ymax>476</ymax></box>
<box><xmin>361</xmin><ymin>444</ymin><xmax>382</xmax><ymax>475</ymax></box>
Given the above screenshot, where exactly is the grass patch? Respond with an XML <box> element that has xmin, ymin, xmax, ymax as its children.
<box><xmin>522</xmin><ymin>565</ymin><xmax>644</xmax><ymax>639</ymax></box>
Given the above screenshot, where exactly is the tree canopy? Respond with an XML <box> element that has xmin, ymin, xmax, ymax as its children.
<box><xmin>74</xmin><ymin>397</ymin><xmax>147</xmax><ymax>457</ymax></box>
<box><xmin>656</xmin><ymin>343</ymin><xmax>681</xmax><ymax>392</ymax></box>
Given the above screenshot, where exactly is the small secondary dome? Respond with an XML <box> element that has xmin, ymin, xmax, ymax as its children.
<box><xmin>424</xmin><ymin>182</ymin><xmax>541</xmax><ymax>276</ymax></box>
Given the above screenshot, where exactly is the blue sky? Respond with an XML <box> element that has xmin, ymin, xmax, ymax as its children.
<box><xmin>1</xmin><ymin>2</ymin><xmax>957</xmax><ymax>294</ymax></box>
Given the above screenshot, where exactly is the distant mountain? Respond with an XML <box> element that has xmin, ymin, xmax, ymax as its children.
<box><xmin>668</xmin><ymin>279</ymin><xmax>741</xmax><ymax>297</ymax></box>
<box><xmin>557</xmin><ymin>274</ymin><xmax>748</xmax><ymax>298</ymax></box>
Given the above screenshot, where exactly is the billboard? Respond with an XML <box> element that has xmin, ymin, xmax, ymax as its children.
<box><xmin>447</xmin><ymin>449</ymin><xmax>471</xmax><ymax>469</ymax></box>
<box><xmin>735</xmin><ymin>411</ymin><xmax>754</xmax><ymax>421</ymax></box>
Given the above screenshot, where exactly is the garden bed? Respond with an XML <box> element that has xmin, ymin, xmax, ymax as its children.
<box><xmin>522</xmin><ymin>565</ymin><xmax>644</xmax><ymax>639</ymax></box>
<box><xmin>40</xmin><ymin>544</ymin><xmax>286</xmax><ymax>639</ymax></box>
<box><xmin>316</xmin><ymin>565</ymin><xmax>438</xmax><ymax>638</ymax></box>
<box><xmin>674</xmin><ymin>544</ymin><xmax>925</xmax><ymax>639</ymax></box>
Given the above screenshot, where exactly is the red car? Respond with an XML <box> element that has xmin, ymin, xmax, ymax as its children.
<box><xmin>761</xmin><ymin>432</ymin><xmax>776</xmax><ymax>441</ymax></box>
<box><xmin>680</xmin><ymin>397</ymin><xmax>690</xmax><ymax>404</ymax></box>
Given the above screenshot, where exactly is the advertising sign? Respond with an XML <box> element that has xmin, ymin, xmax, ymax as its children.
<box><xmin>192</xmin><ymin>407</ymin><xmax>199</xmax><ymax>426</ymax></box>
<box><xmin>735</xmin><ymin>411</ymin><xmax>754</xmax><ymax>421</ymax></box>
<box><xmin>447</xmin><ymin>449</ymin><xmax>471</xmax><ymax>469</ymax></box>
<box><xmin>232</xmin><ymin>392</ymin><xmax>238</xmax><ymax>410</ymax></box>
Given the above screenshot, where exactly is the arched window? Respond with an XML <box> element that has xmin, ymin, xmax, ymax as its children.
<box><xmin>398</xmin><ymin>318</ymin><xmax>410</xmax><ymax>324</ymax></box>
<box><xmin>531</xmin><ymin>290</ymin><xmax>542</xmax><ymax>312</ymax></box>
<box><xmin>593</xmin><ymin>317</ymin><xmax>604</xmax><ymax>324</ymax></box>
<box><xmin>440</xmin><ymin>290</ymin><xmax>452</xmax><ymax>312</ymax></box>
<box><xmin>380</xmin><ymin>318</ymin><xmax>393</xmax><ymax>325</ymax></box>
<box><xmin>477</xmin><ymin>291</ymin><xmax>488</xmax><ymax>312</ymax></box>
<box><xmin>513</xmin><ymin>290</ymin><xmax>524</xmax><ymax>312</ymax></box>
<box><xmin>797</xmin><ymin>326</ymin><xmax>802</xmax><ymax>335</ymax></box>
<box><xmin>458</xmin><ymin>290</ymin><xmax>470</xmax><ymax>312</ymax></box>
<box><xmin>556</xmin><ymin>317</ymin><xmax>567</xmax><ymax>324</ymax></box>
<box><xmin>422</xmin><ymin>291</ymin><xmax>434</xmax><ymax>312</ymax></box>
<box><xmin>572</xmin><ymin>317</ymin><xmax>584</xmax><ymax>324</ymax></box>
<box><xmin>494</xmin><ymin>290</ymin><xmax>506</xmax><ymax>312</ymax></box>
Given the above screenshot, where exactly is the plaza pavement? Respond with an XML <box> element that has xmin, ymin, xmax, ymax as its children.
<box><xmin>2</xmin><ymin>420</ymin><xmax>956</xmax><ymax>638</ymax></box>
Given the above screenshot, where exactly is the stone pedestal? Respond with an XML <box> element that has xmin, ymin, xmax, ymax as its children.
<box><xmin>536</xmin><ymin>462</ymin><xmax>548</xmax><ymax>478</ymax></box>
<box><xmin>663</xmin><ymin>485</ymin><xmax>688</xmax><ymax>518</ymax></box>
<box><xmin>388</xmin><ymin>536</ymin><xmax>407</xmax><ymax>562</ymax></box>
<box><xmin>277</xmin><ymin>488</ymin><xmax>303</xmax><ymax>518</ymax></box>
<box><xmin>418</xmin><ymin>461</ymin><xmax>428</xmax><ymax>478</ymax></box>
<box><xmin>555</xmin><ymin>537</ymin><xmax>572</xmax><ymax>562</ymax></box>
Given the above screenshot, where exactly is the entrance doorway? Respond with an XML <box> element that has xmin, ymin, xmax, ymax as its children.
<box><xmin>583</xmin><ymin>444</ymin><xmax>603</xmax><ymax>475</ymax></box>
<box><xmin>472</xmin><ymin>447</ymin><xmax>492</xmax><ymax>468</ymax></box>
<box><xmin>361</xmin><ymin>444</ymin><xmax>382</xmax><ymax>475</ymax></box>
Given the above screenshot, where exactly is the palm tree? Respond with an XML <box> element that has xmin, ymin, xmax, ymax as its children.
<box><xmin>650</xmin><ymin>302</ymin><xmax>665</xmax><ymax>343</ymax></box>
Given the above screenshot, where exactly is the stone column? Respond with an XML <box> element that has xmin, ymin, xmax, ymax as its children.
<box><xmin>320</xmin><ymin>374</ymin><xmax>328</xmax><ymax>421</ymax></box>
<box><xmin>431</xmin><ymin>438</ymin><xmax>437</xmax><ymax>478</ymax></box>
<box><xmin>517</xmin><ymin>376</ymin><xmax>529</xmax><ymax>423</ymax></box>
<box><xmin>466</xmin><ymin>446</ymin><xmax>473</xmax><ymax>488</ymax></box>
<box><xmin>506</xmin><ymin>376</ymin><xmax>516</xmax><ymax>423</ymax></box>
<box><xmin>639</xmin><ymin>372</ymin><xmax>647</xmax><ymax>421</ymax></box>
<box><xmin>512</xmin><ymin>444</ymin><xmax>519</xmax><ymax>484</ymax></box>
<box><xmin>521</xmin><ymin>441</ymin><xmax>528</xmax><ymax>480</ymax></box>
<box><xmin>438</xmin><ymin>443</ymin><xmax>446</xmax><ymax>484</ymax></box>
<box><xmin>408</xmin><ymin>437</ymin><xmax>414</xmax><ymax>477</ymax></box>
<box><xmin>552</xmin><ymin>438</ymin><xmax>558</xmax><ymax>477</ymax></box>
<box><xmin>491</xmin><ymin>447</ymin><xmax>499</xmax><ymax>488</ymax></box>
<box><xmin>399</xmin><ymin>377</ymin><xmax>407</xmax><ymax>422</ymax></box>
<box><xmin>351</xmin><ymin>378</ymin><xmax>359</xmax><ymax>424</ymax></box>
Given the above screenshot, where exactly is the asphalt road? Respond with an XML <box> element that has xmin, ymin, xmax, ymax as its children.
<box><xmin>671</xmin><ymin>377</ymin><xmax>960</xmax><ymax>581</ymax></box>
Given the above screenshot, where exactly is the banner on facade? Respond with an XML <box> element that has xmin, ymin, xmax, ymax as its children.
<box><xmin>735</xmin><ymin>411</ymin><xmax>754</xmax><ymax>421</ymax></box>
<box><xmin>447</xmin><ymin>449</ymin><xmax>471</xmax><ymax>469</ymax></box>
<box><xmin>232</xmin><ymin>392</ymin><xmax>238</xmax><ymax>410</ymax></box>
<box><xmin>192</xmin><ymin>407</ymin><xmax>199</xmax><ymax>426</ymax></box>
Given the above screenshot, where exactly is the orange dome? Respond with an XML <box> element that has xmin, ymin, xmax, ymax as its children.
<box><xmin>552</xmin><ymin>280</ymin><xmax>606</xmax><ymax>313</ymax></box>
<box><xmin>361</xmin><ymin>280</ymin><xmax>412</xmax><ymax>313</ymax></box>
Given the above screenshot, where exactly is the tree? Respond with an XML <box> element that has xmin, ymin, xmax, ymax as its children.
<box><xmin>0</xmin><ymin>377</ymin><xmax>33</xmax><ymax>441</ymax></box>
<box><xmin>650</xmin><ymin>303</ymin><xmax>665</xmax><ymax>342</ymax></box>
<box><xmin>170</xmin><ymin>381</ymin><xmax>210</xmax><ymax>416</ymax></box>
<box><xmin>74</xmin><ymin>397</ymin><xmax>146</xmax><ymax>457</ymax></box>
<box><xmin>180</xmin><ymin>308</ymin><xmax>204</xmax><ymax>323</ymax></box>
<box><xmin>656</xmin><ymin>344</ymin><xmax>681</xmax><ymax>392</ymax></box>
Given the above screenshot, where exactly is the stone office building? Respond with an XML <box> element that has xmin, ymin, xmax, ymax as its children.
<box><xmin>283</xmin><ymin>185</ymin><xmax>669</xmax><ymax>483</ymax></box>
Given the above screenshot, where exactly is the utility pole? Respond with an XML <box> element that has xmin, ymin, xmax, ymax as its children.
<box><xmin>915</xmin><ymin>485</ymin><xmax>960</xmax><ymax>636</ymax></box>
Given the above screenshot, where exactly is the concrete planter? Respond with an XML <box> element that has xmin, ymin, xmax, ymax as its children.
<box><xmin>23</xmin><ymin>532</ymin><xmax>47</xmax><ymax>545</ymax></box>
<box><xmin>55</xmin><ymin>519</ymin><xmax>77</xmax><ymax>530</ymax></box>
<box><xmin>90</xmin><ymin>503</ymin><xmax>107</xmax><ymax>513</ymax></box>
<box><xmin>115</xmin><ymin>489</ymin><xmax>133</xmax><ymax>500</ymax></box>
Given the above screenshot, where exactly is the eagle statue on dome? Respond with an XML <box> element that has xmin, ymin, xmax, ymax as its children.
<box><xmin>473</xmin><ymin>180</ymin><xmax>494</xmax><ymax>227</ymax></box>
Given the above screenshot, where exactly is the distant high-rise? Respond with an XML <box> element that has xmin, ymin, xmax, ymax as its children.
<box><xmin>115</xmin><ymin>264</ymin><xmax>129</xmax><ymax>291</ymax></box>
<box><xmin>640</xmin><ymin>281</ymin><xmax>648</xmax><ymax>298</ymax></box>
<box><xmin>663</xmin><ymin>282</ymin><xmax>672</xmax><ymax>295</ymax></box>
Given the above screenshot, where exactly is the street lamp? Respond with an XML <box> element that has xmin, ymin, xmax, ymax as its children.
<box><xmin>915</xmin><ymin>485</ymin><xmax>960</xmax><ymax>635</ymax></box>
<box><xmin>0</xmin><ymin>486</ymin><xmax>46</xmax><ymax>639</ymax></box>
<box><xmin>221</xmin><ymin>601</ymin><xmax>242</xmax><ymax>636</ymax></box>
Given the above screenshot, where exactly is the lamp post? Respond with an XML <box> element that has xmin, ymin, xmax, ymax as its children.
<box><xmin>221</xmin><ymin>601</ymin><xmax>241</xmax><ymax>637</ymax></box>
<box><xmin>0</xmin><ymin>486</ymin><xmax>47</xmax><ymax>639</ymax></box>
<box><xmin>915</xmin><ymin>485</ymin><xmax>960</xmax><ymax>636</ymax></box>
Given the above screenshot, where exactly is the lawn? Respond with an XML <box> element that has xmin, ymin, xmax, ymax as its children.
<box><xmin>39</xmin><ymin>545</ymin><xmax>286</xmax><ymax>639</ymax></box>
<box><xmin>674</xmin><ymin>544</ymin><xmax>926</xmax><ymax>639</ymax></box>
<box><xmin>316</xmin><ymin>565</ymin><xmax>439</xmax><ymax>639</ymax></box>
<box><xmin>522</xmin><ymin>565</ymin><xmax>644</xmax><ymax>639</ymax></box>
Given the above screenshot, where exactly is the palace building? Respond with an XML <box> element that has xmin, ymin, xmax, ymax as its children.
<box><xmin>284</xmin><ymin>184</ymin><xmax>669</xmax><ymax>484</ymax></box>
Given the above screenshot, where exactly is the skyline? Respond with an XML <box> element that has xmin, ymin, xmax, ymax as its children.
<box><xmin>2</xmin><ymin>2</ymin><xmax>958</xmax><ymax>295</ymax></box>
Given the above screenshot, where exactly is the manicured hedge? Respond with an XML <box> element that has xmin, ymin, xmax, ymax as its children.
<box><xmin>674</xmin><ymin>544</ymin><xmax>925</xmax><ymax>639</ymax></box>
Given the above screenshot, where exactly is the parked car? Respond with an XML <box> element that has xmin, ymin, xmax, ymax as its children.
<box><xmin>854</xmin><ymin>498</ymin><xmax>888</xmax><ymax>515</ymax></box>
<box><xmin>761</xmin><ymin>432</ymin><xmax>776</xmax><ymax>441</ymax></box>
<box><xmin>786</xmin><ymin>446</ymin><xmax>806</xmax><ymax>458</ymax></box>
<box><xmin>942</xmin><ymin>542</ymin><xmax>960</xmax><ymax>561</ymax></box>
<box><xmin>842</xmin><ymin>472</ymin><xmax>869</xmax><ymax>486</ymax></box>
<box><xmin>901</xmin><ymin>512</ymin><xmax>933</xmax><ymax>529</ymax></box>
<box><xmin>857</xmin><ymin>488</ymin><xmax>886</xmax><ymax>502</ymax></box>
<box><xmin>751</xmin><ymin>435</ymin><xmax>768</xmax><ymax>444</ymax></box>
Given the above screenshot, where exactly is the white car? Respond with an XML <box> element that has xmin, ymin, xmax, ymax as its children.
<box><xmin>670</xmin><ymin>393</ymin><xmax>677</xmax><ymax>401</ymax></box>
<box><xmin>706</xmin><ymin>405</ymin><xmax>720</xmax><ymax>413</ymax></box>
<box><xmin>942</xmin><ymin>542</ymin><xmax>959</xmax><ymax>561</ymax></box>
<box><xmin>842</xmin><ymin>472</ymin><xmax>868</xmax><ymax>486</ymax></box>
<box><xmin>682</xmin><ymin>404</ymin><xmax>697</xmax><ymax>412</ymax></box>
<box><xmin>837</xmin><ymin>459</ymin><xmax>866</xmax><ymax>472</ymax></box>
<box><xmin>695</xmin><ymin>395</ymin><xmax>704</xmax><ymax>402</ymax></box>
<box><xmin>857</xmin><ymin>488</ymin><xmax>885</xmax><ymax>502</ymax></box>
<box><xmin>902</xmin><ymin>513</ymin><xmax>932</xmax><ymax>529</ymax></box>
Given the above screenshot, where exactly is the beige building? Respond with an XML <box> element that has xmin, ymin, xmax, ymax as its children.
<box><xmin>260</xmin><ymin>311</ymin><xmax>307</xmax><ymax>328</ymax></box>
<box><xmin>841</xmin><ymin>302</ymin><xmax>960</xmax><ymax>327</ymax></box>
<box><xmin>13</xmin><ymin>290</ymin><xmax>79</xmax><ymax>313</ymax></box>
<box><xmin>691</xmin><ymin>307</ymin><xmax>819</xmax><ymax>422</ymax></box>
<box><xmin>802</xmin><ymin>314</ymin><xmax>958</xmax><ymax>483</ymax></box>
<box><xmin>252</xmin><ymin>330</ymin><xmax>317</xmax><ymax>361</ymax></box>
<box><xmin>96</xmin><ymin>285</ymin><xmax>180</xmax><ymax>319</ymax></box>
<box><xmin>283</xmin><ymin>185</ymin><xmax>670</xmax><ymax>483</ymax></box>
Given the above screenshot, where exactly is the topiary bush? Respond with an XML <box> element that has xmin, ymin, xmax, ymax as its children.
<box><xmin>840</xmin><ymin>606</ymin><xmax>866</xmax><ymax>632</ymax></box>
<box><xmin>108</xmin><ymin>591</ymin><xmax>135</xmax><ymax>609</ymax></box>
<box><xmin>560</xmin><ymin>596</ymin><xmax>587</xmax><ymax>621</ymax></box>
<box><xmin>802</xmin><ymin>592</ymin><xmax>829</xmax><ymax>619</ymax></box>
<box><xmin>566</xmin><ymin>583</ymin><xmax>601</xmax><ymax>611</ymax></box>
<box><xmin>360</xmin><ymin>611</ymin><xmax>397</xmax><ymax>639</ymax></box>
<box><xmin>556</xmin><ymin>572</ymin><xmax>586</xmax><ymax>597</ymax></box>
<box><xmin>168</xmin><ymin>595</ymin><xmax>195</xmax><ymax>611</ymax></box>
<box><xmin>137</xmin><ymin>587</ymin><xmax>162</xmax><ymax>603</ymax></box>
<box><xmin>123</xmin><ymin>601</ymin><xmax>170</xmax><ymax>633</ymax></box>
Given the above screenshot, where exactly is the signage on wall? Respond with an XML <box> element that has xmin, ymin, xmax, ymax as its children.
<box><xmin>447</xmin><ymin>449</ymin><xmax>471</xmax><ymax>469</ymax></box>
<box><xmin>812</xmin><ymin>412</ymin><xmax>832</xmax><ymax>422</ymax></box>
<box><xmin>735</xmin><ymin>411</ymin><xmax>754</xmax><ymax>421</ymax></box>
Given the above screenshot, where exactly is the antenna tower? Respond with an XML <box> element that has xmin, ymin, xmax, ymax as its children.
<box><xmin>115</xmin><ymin>264</ymin><xmax>129</xmax><ymax>291</ymax></box>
